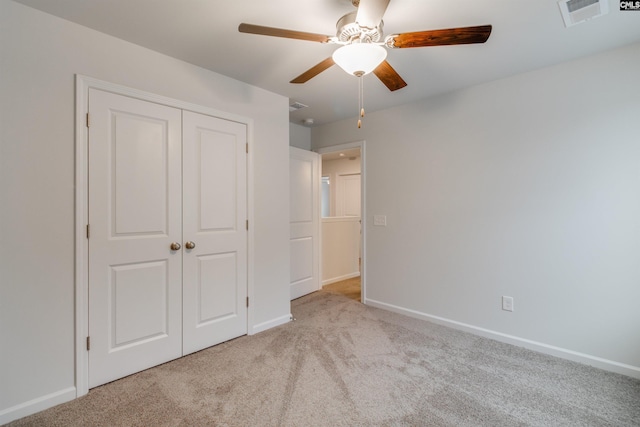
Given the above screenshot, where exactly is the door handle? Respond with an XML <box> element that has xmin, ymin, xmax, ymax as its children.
<box><xmin>185</xmin><ymin>241</ymin><xmax>196</xmax><ymax>250</ymax></box>
<box><xmin>170</xmin><ymin>242</ymin><xmax>181</xmax><ymax>251</ymax></box>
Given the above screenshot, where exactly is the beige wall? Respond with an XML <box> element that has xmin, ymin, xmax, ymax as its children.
<box><xmin>0</xmin><ymin>1</ymin><xmax>291</xmax><ymax>422</ymax></box>
<box><xmin>312</xmin><ymin>41</ymin><xmax>640</xmax><ymax>378</ymax></box>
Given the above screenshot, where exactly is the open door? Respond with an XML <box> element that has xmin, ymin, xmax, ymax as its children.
<box><xmin>289</xmin><ymin>147</ymin><xmax>320</xmax><ymax>300</ymax></box>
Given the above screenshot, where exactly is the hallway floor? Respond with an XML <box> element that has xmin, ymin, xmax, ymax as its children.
<box><xmin>322</xmin><ymin>276</ymin><xmax>361</xmax><ymax>302</ymax></box>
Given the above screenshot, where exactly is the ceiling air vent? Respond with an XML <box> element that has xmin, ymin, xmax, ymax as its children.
<box><xmin>289</xmin><ymin>101</ymin><xmax>308</xmax><ymax>112</ymax></box>
<box><xmin>558</xmin><ymin>0</ymin><xmax>609</xmax><ymax>28</ymax></box>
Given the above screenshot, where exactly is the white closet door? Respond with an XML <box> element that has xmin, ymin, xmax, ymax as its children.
<box><xmin>182</xmin><ymin>111</ymin><xmax>248</xmax><ymax>355</ymax></box>
<box><xmin>289</xmin><ymin>147</ymin><xmax>320</xmax><ymax>300</ymax></box>
<box><xmin>88</xmin><ymin>91</ymin><xmax>249</xmax><ymax>387</ymax></box>
<box><xmin>88</xmin><ymin>88</ymin><xmax>183</xmax><ymax>388</ymax></box>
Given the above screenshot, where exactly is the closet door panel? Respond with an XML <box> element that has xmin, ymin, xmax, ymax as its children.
<box><xmin>182</xmin><ymin>111</ymin><xmax>248</xmax><ymax>355</ymax></box>
<box><xmin>88</xmin><ymin>88</ymin><xmax>183</xmax><ymax>388</ymax></box>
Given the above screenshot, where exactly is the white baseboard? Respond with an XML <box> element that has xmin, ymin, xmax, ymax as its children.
<box><xmin>0</xmin><ymin>386</ymin><xmax>76</xmax><ymax>425</ymax></box>
<box><xmin>365</xmin><ymin>298</ymin><xmax>640</xmax><ymax>380</ymax></box>
<box><xmin>250</xmin><ymin>313</ymin><xmax>292</xmax><ymax>335</ymax></box>
<box><xmin>322</xmin><ymin>272</ymin><xmax>360</xmax><ymax>287</ymax></box>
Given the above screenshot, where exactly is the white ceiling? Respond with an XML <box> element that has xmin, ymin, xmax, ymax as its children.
<box><xmin>13</xmin><ymin>0</ymin><xmax>640</xmax><ymax>126</ymax></box>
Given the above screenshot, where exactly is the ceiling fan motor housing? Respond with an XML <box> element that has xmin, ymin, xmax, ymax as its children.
<box><xmin>336</xmin><ymin>11</ymin><xmax>383</xmax><ymax>43</ymax></box>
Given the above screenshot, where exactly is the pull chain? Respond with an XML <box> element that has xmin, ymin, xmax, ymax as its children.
<box><xmin>357</xmin><ymin>73</ymin><xmax>365</xmax><ymax>128</ymax></box>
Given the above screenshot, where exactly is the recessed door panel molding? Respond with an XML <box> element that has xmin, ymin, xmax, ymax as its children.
<box><xmin>198</xmin><ymin>128</ymin><xmax>237</xmax><ymax>231</ymax></box>
<box><xmin>290</xmin><ymin>157</ymin><xmax>314</xmax><ymax>223</ymax></box>
<box><xmin>197</xmin><ymin>252</ymin><xmax>237</xmax><ymax>325</ymax></box>
<box><xmin>112</xmin><ymin>112</ymin><xmax>169</xmax><ymax>236</ymax></box>
<box><xmin>290</xmin><ymin>237</ymin><xmax>313</xmax><ymax>284</ymax></box>
<box><xmin>88</xmin><ymin>88</ymin><xmax>183</xmax><ymax>388</ymax></box>
<box><xmin>289</xmin><ymin>147</ymin><xmax>320</xmax><ymax>300</ymax></box>
<box><xmin>110</xmin><ymin>261</ymin><xmax>169</xmax><ymax>348</ymax></box>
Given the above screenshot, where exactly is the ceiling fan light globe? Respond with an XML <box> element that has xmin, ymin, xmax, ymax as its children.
<box><xmin>332</xmin><ymin>44</ymin><xmax>387</xmax><ymax>76</ymax></box>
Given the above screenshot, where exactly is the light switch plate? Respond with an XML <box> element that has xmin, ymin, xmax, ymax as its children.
<box><xmin>373</xmin><ymin>215</ymin><xmax>387</xmax><ymax>226</ymax></box>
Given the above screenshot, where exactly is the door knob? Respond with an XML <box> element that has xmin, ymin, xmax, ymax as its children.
<box><xmin>185</xmin><ymin>241</ymin><xmax>196</xmax><ymax>250</ymax></box>
<box><xmin>170</xmin><ymin>242</ymin><xmax>181</xmax><ymax>251</ymax></box>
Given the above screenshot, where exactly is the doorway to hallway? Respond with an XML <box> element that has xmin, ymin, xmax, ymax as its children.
<box><xmin>317</xmin><ymin>141</ymin><xmax>366</xmax><ymax>304</ymax></box>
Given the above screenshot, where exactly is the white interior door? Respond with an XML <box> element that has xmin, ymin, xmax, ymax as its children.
<box><xmin>336</xmin><ymin>174</ymin><xmax>361</xmax><ymax>217</ymax></box>
<box><xmin>88</xmin><ymin>88</ymin><xmax>183</xmax><ymax>388</ymax></box>
<box><xmin>289</xmin><ymin>147</ymin><xmax>320</xmax><ymax>300</ymax></box>
<box><xmin>182</xmin><ymin>111</ymin><xmax>247</xmax><ymax>355</ymax></box>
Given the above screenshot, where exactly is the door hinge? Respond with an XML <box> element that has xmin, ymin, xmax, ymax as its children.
<box><xmin>86</xmin><ymin>113</ymin><xmax>90</xmax><ymax>128</ymax></box>
<box><xmin>246</xmin><ymin>220</ymin><xmax>248</xmax><ymax>230</ymax></box>
<box><xmin>86</xmin><ymin>336</ymin><xmax>91</xmax><ymax>351</ymax></box>
<box><xmin>86</xmin><ymin>224</ymin><xmax>90</xmax><ymax>239</ymax></box>
<box><xmin>246</xmin><ymin>297</ymin><xmax>249</xmax><ymax>307</ymax></box>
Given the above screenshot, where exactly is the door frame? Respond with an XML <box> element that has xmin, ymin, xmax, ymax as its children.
<box><xmin>74</xmin><ymin>75</ymin><xmax>255</xmax><ymax>397</ymax></box>
<box><xmin>315</xmin><ymin>141</ymin><xmax>367</xmax><ymax>304</ymax></box>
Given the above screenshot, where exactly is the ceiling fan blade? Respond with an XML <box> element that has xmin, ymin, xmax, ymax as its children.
<box><xmin>355</xmin><ymin>0</ymin><xmax>391</xmax><ymax>29</ymax></box>
<box><xmin>389</xmin><ymin>25</ymin><xmax>492</xmax><ymax>48</ymax></box>
<box><xmin>238</xmin><ymin>23</ymin><xmax>331</xmax><ymax>43</ymax></box>
<box><xmin>290</xmin><ymin>57</ymin><xmax>335</xmax><ymax>84</ymax></box>
<box><xmin>373</xmin><ymin>60</ymin><xmax>407</xmax><ymax>91</ymax></box>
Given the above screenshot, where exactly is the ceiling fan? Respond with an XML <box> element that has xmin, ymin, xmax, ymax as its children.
<box><xmin>238</xmin><ymin>0</ymin><xmax>492</xmax><ymax>92</ymax></box>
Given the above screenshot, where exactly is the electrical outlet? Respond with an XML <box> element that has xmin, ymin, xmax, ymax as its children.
<box><xmin>502</xmin><ymin>296</ymin><xmax>514</xmax><ymax>312</ymax></box>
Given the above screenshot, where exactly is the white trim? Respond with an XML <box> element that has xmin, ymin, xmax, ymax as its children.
<box><xmin>316</xmin><ymin>141</ymin><xmax>364</xmax><ymax>154</ymax></box>
<box><xmin>322</xmin><ymin>272</ymin><xmax>361</xmax><ymax>287</ymax></box>
<box><xmin>366</xmin><ymin>298</ymin><xmax>640</xmax><ymax>380</ymax></box>
<box><xmin>75</xmin><ymin>75</ymin><xmax>90</xmax><ymax>398</ymax></box>
<box><xmin>76</xmin><ymin>75</ymin><xmax>249</xmax><ymax>125</ymax></box>
<box><xmin>0</xmin><ymin>387</ymin><xmax>76</xmax><ymax>425</ymax></box>
<box><xmin>246</xmin><ymin>115</ymin><xmax>256</xmax><ymax>335</ymax></box>
<box><xmin>315</xmin><ymin>141</ymin><xmax>366</xmax><ymax>302</ymax></box>
<box><xmin>251</xmin><ymin>314</ymin><xmax>292</xmax><ymax>335</ymax></box>
<box><xmin>75</xmin><ymin>75</ymin><xmax>255</xmax><ymax>395</ymax></box>
<box><xmin>322</xmin><ymin>216</ymin><xmax>361</xmax><ymax>223</ymax></box>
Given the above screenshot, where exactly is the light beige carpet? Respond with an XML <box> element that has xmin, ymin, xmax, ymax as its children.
<box><xmin>8</xmin><ymin>290</ymin><xmax>640</xmax><ymax>426</ymax></box>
